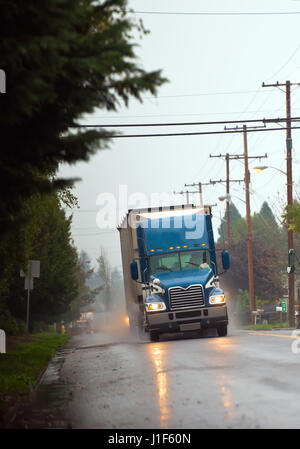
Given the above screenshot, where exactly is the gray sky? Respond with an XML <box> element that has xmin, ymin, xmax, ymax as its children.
<box><xmin>59</xmin><ymin>0</ymin><xmax>300</xmax><ymax>270</ymax></box>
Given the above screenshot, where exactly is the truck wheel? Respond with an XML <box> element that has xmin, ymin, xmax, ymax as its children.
<box><xmin>217</xmin><ymin>325</ymin><xmax>227</xmax><ymax>337</ymax></box>
<box><xmin>150</xmin><ymin>331</ymin><xmax>160</xmax><ymax>342</ymax></box>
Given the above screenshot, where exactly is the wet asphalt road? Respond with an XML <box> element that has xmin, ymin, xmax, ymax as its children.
<box><xmin>14</xmin><ymin>321</ymin><xmax>300</xmax><ymax>429</ymax></box>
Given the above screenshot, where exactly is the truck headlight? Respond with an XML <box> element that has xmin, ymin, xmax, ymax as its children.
<box><xmin>145</xmin><ymin>302</ymin><xmax>166</xmax><ymax>312</ymax></box>
<box><xmin>209</xmin><ymin>295</ymin><xmax>226</xmax><ymax>305</ymax></box>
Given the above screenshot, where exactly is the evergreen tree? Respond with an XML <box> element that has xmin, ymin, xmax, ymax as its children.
<box><xmin>220</xmin><ymin>201</ymin><xmax>286</xmax><ymax>303</ymax></box>
<box><xmin>0</xmin><ymin>0</ymin><xmax>167</xmax><ymax>233</ymax></box>
<box><xmin>251</xmin><ymin>201</ymin><xmax>284</xmax><ymax>250</ymax></box>
<box><xmin>218</xmin><ymin>202</ymin><xmax>242</xmax><ymax>243</ymax></box>
<box><xmin>3</xmin><ymin>192</ymin><xmax>79</xmax><ymax>331</ymax></box>
<box><xmin>97</xmin><ymin>248</ymin><xmax>112</xmax><ymax>311</ymax></box>
<box><xmin>260</xmin><ymin>201</ymin><xmax>277</xmax><ymax>224</ymax></box>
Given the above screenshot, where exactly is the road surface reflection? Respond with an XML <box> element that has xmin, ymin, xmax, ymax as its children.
<box><xmin>148</xmin><ymin>344</ymin><xmax>170</xmax><ymax>428</ymax></box>
<box><xmin>208</xmin><ymin>336</ymin><xmax>234</xmax><ymax>424</ymax></box>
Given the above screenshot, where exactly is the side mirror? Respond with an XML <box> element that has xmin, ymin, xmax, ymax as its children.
<box><xmin>222</xmin><ymin>250</ymin><xmax>230</xmax><ymax>270</ymax></box>
<box><xmin>130</xmin><ymin>261</ymin><xmax>139</xmax><ymax>281</ymax></box>
<box><xmin>287</xmin><ymin>249</ymin><xmax>295</xmax><ymax>274</ymax></box>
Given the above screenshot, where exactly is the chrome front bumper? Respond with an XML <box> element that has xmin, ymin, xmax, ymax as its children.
<box><xmin>146</xmin><ymin>305</ymin><xmax>228</xmax><ymax>332</ymax></box>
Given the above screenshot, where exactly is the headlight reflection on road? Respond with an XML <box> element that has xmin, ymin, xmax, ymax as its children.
<box><xmin>207</xmin><ymin>337</ymin><xmax>234</xmax><ymax>352</ymax></box>
<box><xmin>148</xmin><ymin>345</ymin><xmax>170</xmax><ymax>428</ymax></box>
<box><xmin>207</xmin><ymin>338</ymin><xmax>234</xmax><ymax>423</ymax></box>
<box><xmin>220</xmin><ymin>379</ymin><xmax>234</xmax><ymax>422</ymax></box>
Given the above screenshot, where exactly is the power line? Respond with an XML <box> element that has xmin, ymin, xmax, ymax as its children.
<box><xmin>263</xmin><ymin>43</ymin><xmax>300</xmax><ymax>83</ymax></box>
<box><xmin>129</xmin><ymin>10</ymin><xmax>300</xmax><ymax>16</ymax></box>
<box><xmin>77</xmin><ymin>125</ymin><xmax>300</xmax><ymax>139</ymax></box>
<box><xmin>76</xmin><ymin>116</ymin><xmax>300</xmax><ymax>128</ymax></box>
<box><xmin>222</xmin><ymin>42</ymin><xmax>297</xmax><ymax>154</ymax></box>
<box><xmin>81</xmin><ymin>107</ymin><xmax>300</xmax><ymax>120</ymax></box>
<box><xmin>142</xmin><ymin>89</ymin><xmax>271</xmax><ymax>99</ymax></box>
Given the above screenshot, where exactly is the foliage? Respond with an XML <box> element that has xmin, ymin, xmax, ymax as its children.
<box><xmin>96</xmin><ymin>248</ymin><xmax>112</xmax><ymax>311</ymax></box>
<box><xmin>234</xmin><ymin>289</ymin><xmax>251</xmax><ymax>325</ymax></box>
<box><xmin>0</xmin><ymin>0</ymin><xmax>167</xmax><ymax>234</ymax></box>
<box><xmin>233</xmin><ymin>289</ymin><xmax>265</xmax><ymax>325</ymax></box>
<box><xmin>62</xmin><ymin>250</ymin><xmax>104</xmax><ymax>322</ymax></box>
<box><xmin>0</xmin><ymin>332</ymin><xmax>69</xmax><ymax>418</ymax></box>
<box><xmin>283</xmin><ymin>203</ymin><xmax>300</xmax><ymax>234</ymax></box>
<box><xmin>220</xmin><ymin>201</ymin><xmax>286</xmax><ymax>302</ymax></box>
<box><xmin>0</xmin><ymin>305</ymin><xmax>23</xmax><ymax>336</ymax></box>
<box><xmin>241</xmin><ymin>322</ymin><xmax>290</xmax><ymax>330</ymax></box>
<box><xmin>0</xmin><ymin>191</ymin><xmax>79</xmax><ymax>333</ymax></box>
<box><xmin>218</xmin><ymin>202</ymin><xmax>242</xmax><ymax>243</ymax></box>
<box><xmin>223</xmin><ymin>235</ymin><xmax>285</xmax><ymax>302</ymax></box>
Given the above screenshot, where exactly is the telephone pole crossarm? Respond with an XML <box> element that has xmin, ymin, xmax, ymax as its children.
<box><xmin>184</xmin><ymin>181</ymin><xmax>213</xmax><ymax>208</ymax></box>
<box><xmin>209</xmin><ymin>179</ymin><xmax>244</xmax><ymax>184</ymax></box>
<box><xmin>174</xmin><ymin>189</ymin><xmax>199</xmax><ymax>205</ymax></box>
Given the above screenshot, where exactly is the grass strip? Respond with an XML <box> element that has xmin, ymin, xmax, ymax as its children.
<box><xmin>241</xmin><ymin>322</ymin><xmax>290</xmax><ymax>330</ymax></box>
<box><xmin>0</xmin><ymin>332</ymin><xmax>69</xmax><ymax>419</ymax></box>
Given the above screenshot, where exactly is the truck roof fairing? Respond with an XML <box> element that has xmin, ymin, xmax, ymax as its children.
<box><xmin>117</xmin><ymin>204</ymin><xmax>211</xmax><ymax>231</ymax></box>
<box><xmin>136</xmin><ymin>214</ymin><xmax>211</xmax><ymax>257</ymax></box>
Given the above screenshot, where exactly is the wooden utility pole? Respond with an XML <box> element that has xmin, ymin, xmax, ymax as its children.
<box><xmin>210</xmin><ymin>153</ymin><xmax>244</xmax><ymax>248</ymax></box>
<box><xmin>185</xmin><ymin>182</ymin><xmax>203</xmax><ymax>207</ymax></box>
<box><xmin>243</xmin><ymin>125</ymin><xmax>256</xmax><ymax>324</ymax></box>
<box><xmin>209</xmin><ymin>176</ymin><xmax>244</xmax><ymax>248</ymax></box>
<box><xmin>184</xmin><ymin>181</ymin><xmax>212</xmax><ymax>208</ymax></box>
<box><xmin>286</xmin><ymin>81</ymin><xmax>295</xmax><ymax>328</ymax></box>
<box><xmin>262</xmin><ymin>80</ymin><xmax>297</xmax><ymax>327</ymax></box>
<box><xmin>173</xmin><ymin>189</ymin><xmax>196</xmax><ymax>204</ymax></box>
<box><xmin>222</xmin><ymin>128</ymin><xmax>267</xmax><ymax>323</ymax></box>
<box><xmin>210</xmin><ymin>152</ymin><xmax>267</xmax><ymax>249</ymax></box>
<box><xmin>226</xmin><ymin>154</ymin><xmax>230</xmax><ymax>248</ymax></box>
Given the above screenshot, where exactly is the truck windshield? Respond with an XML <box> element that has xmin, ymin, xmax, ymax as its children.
<box><xmin>149</xmin><ymin>250</ymin><xmax>211</xmax><ymax>274</ymax></box>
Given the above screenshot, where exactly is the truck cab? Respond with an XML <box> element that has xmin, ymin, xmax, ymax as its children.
<box><xmin>118</xmin><ymin>205</ymin><xmax>230</xmax><ymax>341</ymax></box>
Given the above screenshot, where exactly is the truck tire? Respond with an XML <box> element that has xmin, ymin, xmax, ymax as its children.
<box><xmin>217</xmin><ymin>325</ymin><xmax>227</xmax><ymax>337</ymax></box>
<box><xmin>150</xmin><ymin>331</ymin><xmax>160</xmax><ymax>342</ymax></box>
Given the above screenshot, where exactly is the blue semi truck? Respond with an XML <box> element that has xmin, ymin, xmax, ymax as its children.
<box><xmin>118</xmin><ymin>204</ymin><xmax>230</xmax><ymax>341</ymax></box>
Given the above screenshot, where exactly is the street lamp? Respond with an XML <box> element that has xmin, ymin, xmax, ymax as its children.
<box><xmin>253</xmin><ymin>165</ymin><xmax>287</xmax><ymax>176</ymax></box>
<box><xmin>218</xmin><ymin>193</ymin><xmax>246</xmax><ymax>204</ymax></box>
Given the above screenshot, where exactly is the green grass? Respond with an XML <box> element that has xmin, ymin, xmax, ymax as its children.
<box><xmin>241</xmin><ymin>322</ymin><xmax>290</xmax><ymax>330</ymax></box>
<box><xmin>0</xmin><ymin>332</ymin><xmax>69</xmax><ymax>419</ymax></box>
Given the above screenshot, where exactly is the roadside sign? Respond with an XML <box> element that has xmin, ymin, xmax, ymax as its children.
<box><xmin>0</xmin><ymin>329</ymin><xmax>5</xmax><ymax>354</ymax></box>
<box><xmin>25</xmin><ymin>277</ymin><xmax>34</xmax><ymax>291</ymax></box>
<box><xmin>20</xmin><ymin>260</ymin><xmax>40</xmax><ymax>279</ymax></box>
<box><xmin>20</xmin><ymin>260</ymin><xmax>40</xmax><ymax>333</ymax></box>
<box><xmin>282</xmin><ymin>300</ymin><xmax>287</xmax><ymax>313</ymax></box>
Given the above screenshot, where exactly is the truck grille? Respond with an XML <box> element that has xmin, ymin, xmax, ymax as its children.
<box><xmin>169</xmin><ymin>284</ymin><xmax>205</xmax><ymax>311</ymax></box>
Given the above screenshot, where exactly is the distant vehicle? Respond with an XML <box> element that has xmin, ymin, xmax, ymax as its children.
<box><xmin>71</xmin><ymin>319</ymin><xmax>92</xmax><ymax>335</ymax></box>
<box><xmin>118</xmin><ymin>204</ymin><xmax>230</xmax><ymax>341</ymax></box>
